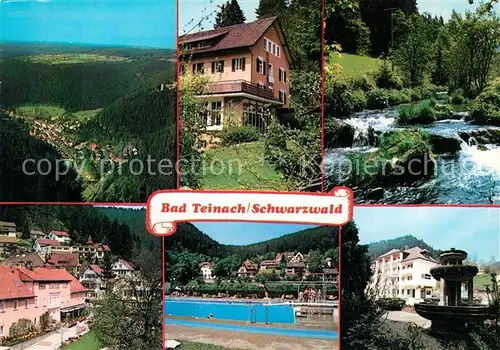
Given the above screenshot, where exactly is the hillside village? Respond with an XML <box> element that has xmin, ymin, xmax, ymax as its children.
<box><xmin>0</xmin><ymin>220</ymin><xmax>139</xmax><ymax>346</ymax></box>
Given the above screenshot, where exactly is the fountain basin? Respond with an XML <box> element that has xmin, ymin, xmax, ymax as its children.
<box><xmin>414</xmin><ymin>303</ymin><xmax>496</xmax><ymax>332</ymax></box>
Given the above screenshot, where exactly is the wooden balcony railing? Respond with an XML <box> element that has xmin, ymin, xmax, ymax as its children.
<box><xmin>204</xmin><ymin>80</ymin><xmax>280</xmax><ymax>102</ymax></box>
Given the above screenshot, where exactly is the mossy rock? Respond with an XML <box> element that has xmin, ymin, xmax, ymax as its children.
<box><xmin>324</xmin><ymin>119</ymin><xmax>355</xmax><ymax>148</ymax></box>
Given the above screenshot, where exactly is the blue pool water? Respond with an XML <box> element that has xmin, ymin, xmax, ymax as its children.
<box><xmin>164</xmin><ymin>298</ymin><xmax>295</xmax><ymax>324</ymax></box>
<box><xmin>165</xmin><ymin>318</ymin><xmax>338</xmax><ymax>340</ymax></box>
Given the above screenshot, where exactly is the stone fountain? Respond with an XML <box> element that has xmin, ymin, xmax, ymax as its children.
<box><xmin>414</xmin><ymin>248</ymin><xmax>497</xmax><ymax>333</ymax></box>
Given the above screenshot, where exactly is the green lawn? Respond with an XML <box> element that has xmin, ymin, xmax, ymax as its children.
<box><xmin>474</xmin><ymin>273</ymin><xmax>497</xmax><ymax>291</ymax></box>
<box><xmin>16</xmin><ymin>105</ymin><xmax>66</xmax><ymax>119</ymax></box>
<box><xmin>329</xmin><ymin>53</ymin><xmax>384</xmax><ymax>78</ymax></box>
<box><xmin>201</xmin><ymin>140</ymin><xmax>286</xmax><ymax>191</ymax></box>
<box><xmin>62</xmin><ymin>331</ymin><xmax>102</xmax><ymax>350</ymax></box>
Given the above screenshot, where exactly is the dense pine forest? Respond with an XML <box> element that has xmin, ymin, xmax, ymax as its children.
<box><xmin>366</xmin><ymin>234</ymin><xmax>442</xmax><ymax>260</ymax></box>
<box><xmin>0</xmin><ymin>43</ymin><xmax>176</xmax><ymax>202</ymax></box>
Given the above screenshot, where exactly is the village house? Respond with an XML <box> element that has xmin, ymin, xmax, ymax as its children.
<box><xmin>0</xmin><ymin>252</ymin><xmax>45</xmax><ymax>269</ymax></box>
<box><xmin>30</xmin><ymin>229</ymin><xmax>46</xmax><ymax>239</ymax></box>
<box><xmin>0</xmin><ymin>222</ymin><xmax>18</xmax><ymax>238</ymax></box>
<box><xmin>370</xmin><ymin>246</ymin><xmax>439</xmax><ymax>305</ymax></box>
<box><xmin>33</xmin><ymin>238</ymin><xmax>61</xmax><ymax>257</ymax></box>
<box><xmin>199</xmin><ymin>262</ymin><xmax>215</xmax><ymax>281</ymax></box>
<box><xmin>112</xmin><ymin>259</ymin><xmax>134</xmax><ymax>277</ymax></box>
<box><xmin>0</xmin><ymin>266</ymin><xmax>86</xmax><ymax>341</ymax></box>
<box><xmin>47</xmin><ymin>231</ymin><xmax>71</xmax><ymax>245</ymax></box>
<box><xmin>179</xmin><ymin>16</ymin><xmax>292</xmax><ymax>134</ymax></box>
<box><xmin>48</xmin><ymin>236</ymin><xmax>110</xmax><ymax>262</ymax></box>
<box><xmin>237</xmin><ymin>259</ymin><xmax>259</xmax><ymax>278</ymax></box>
<box><xmin>46</xmin><ymin>252</ymin><xmax>79</xmax><ymax>275</ymax></box>
<box><xmin>78</xmin><ymin>265</ymin><xmax>106</xmax><ymax>300</ymax></box>
<box><xmin>0</xmin><ymin>236</ymin><xmax>19</xmax><ymax>260</ymax></box>
<box><xmin>259</xmin><ymin>259</ymin><xmax>280</xmax><ymax>270</ymax></box>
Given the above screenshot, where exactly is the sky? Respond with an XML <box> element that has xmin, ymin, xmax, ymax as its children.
<box><xmin>192</xmin><ymin>222</ymin><xmax>317</xmax><ymax>246</ymax></box>
<box><xmin>1</xmin><ymin>0</ymin><xmax>177</xmax><ymax>49</ymax></box>
<box><xmin>354</xmin><ymin>206</ymin><xmax>500</xmax><ymax>264</ymax></box>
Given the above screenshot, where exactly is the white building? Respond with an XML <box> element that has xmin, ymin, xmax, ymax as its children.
<box><xmin>199</xmin><ymin>262</ymin><xmax>215</xmax><ymax>281</ymax></box>
<box><xmin>47</xmin><ymin>230</ymin><xmax>72</xmax><ymax>245</ymax></box>
<box><xmin>33</xmin><ymin>238</ymin><xmax>61</xmax><ymax>257</ymax></box>
<box><xmin>112</xmin><ymin>259</ymin><xmax>135</xmax><ymax>277</ymax></box>
<box><xmin>79</xmin><ymin>265</ymin><xmax>106</xmax><ymax>300</ymax></box>
<box><xmin>371</xmin><ymin>246</ymin><xmax>439</xmax><ymax>305</ymax></box>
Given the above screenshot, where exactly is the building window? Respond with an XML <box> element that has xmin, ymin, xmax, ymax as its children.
<box><xmin>205</xmin><ymin>101</ymin><xmax>222</xmax><ymax>127</ymax></box>
<box><xmin>264</xmin><ymin>37</ymin><xmax>281</xmax><ymax>58</ymax></box>
<box><xmin>256</xmin><ymin>57</ymin><xmax>266</xmax><ymax>75</ymax></box>
<box><xmin>191</xmin><ymin>62</ymin><xmax>204</xmax><ymax>74</ymax></box>
<box><xmin>39</xmin><ymin>283</ymin><xmax>46</xmax><ymax>289</ymax></box>
<box><xmin>25</xmin><ymin>299</ymin><xmax>28</xmax><ymax>308</ymax></box>
<box><xmin>279</xmin><ymin>68</ymin><xmax>287</xmax><ymax>83</ymax></box>
<box><xmin>0</xmin><ymin>301</ymin><xmax>4</xmax><ymax>312</ymax></box>
<box><xmin>14</xmin><ymin>300</ymin><xmax>18</xmax><ymax>310</ymax></box>
<box><xmin>232</xmin><ymin>57</ymin><xmax>245</xmax><ymax>71</ymax></box>
<box><xmin>211</xmin><ymin>60</ymin><xmax>224</xmax><ymax>73</ymax></box>
<box><xmin>0</xmin><ymin>325</ymin><xmax>3</xmax><ymax>336</ymax></box>
<box><xmin>279</xmin><ymin>90</ymin><xmax>287</xmax><ymax>104</ymax></box>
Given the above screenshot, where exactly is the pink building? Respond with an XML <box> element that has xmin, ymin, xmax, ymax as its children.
<box><xmin>0</xmin><ymin>266</ymin><xmax>86</xmax><ymax>341</ymax></box>
<box><xmin>179</xmin><ymin>16</ymin><xmax>292</xmax><ymax>134</ymax></box>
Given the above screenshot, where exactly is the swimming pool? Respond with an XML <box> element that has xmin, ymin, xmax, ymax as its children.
<box><xmin>165</xmin><ymin>318</ymin><xmax>338</xmax><ymax>340</ymax></box>
<box><xmin>164</xmin><ymin>298</ymin><xmax>296</xmax><ymax>324</ymax></box>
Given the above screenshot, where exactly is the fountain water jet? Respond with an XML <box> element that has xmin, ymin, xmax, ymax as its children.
<box><xmin>414</xmin><ymin>248</ymin><xmax>496</xmax><ymax>333</ymax></box>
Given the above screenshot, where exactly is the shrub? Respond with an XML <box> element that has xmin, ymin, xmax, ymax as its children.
<box><xmin>349</xmin><ymin>75</ymin><xmax>376</xmax><ymax>92</ymax></box>
<box><xmin>388</xmin><ymin>90</ymin><xmax>412</xmax><ymax>106</ymax></box>
<box><xmin>325</xmin><ymin>79</ymin><xmax>367</xmax><ymax>117</ymax></box>
<box><xmin>221</xmin><ymin>125</ymin><xmax>260</xmax><ymax>145</ymax></box>
<box><xmin>470</xmin><ymin>80</ymin><xmax>500</xmax><ymax>126</ymax></box>
<box><xmin>434</xmin><ymin>104</ymin><xmax>453</xmax><ymax>120</ymax></box>
<box><xmin>376</xmin><ymin>297</ymin><xmax>407</xmax><ymax>311</ymax></box>
<box><xmin>348</xmin><ymin>89</ymin><xmax>368</xmax><ymax>112</ymax></box>
<box><xmin>366</xmin><ymin>89</ymin><xmax>389</xmax><ymax>109</ymax></box>
<box><xmin>373</xmin><ymin>60</ymin><xmax>403</xmax><ymax>90</ymax></box>
<box><xmin>450</xmin><ymin>89</ymin><xmax>466</xmax><ymax>105</ymax></box>
<box><xmin>396</xmin><ymin>100</ymin><xmax>436</xmax><ymax>125</ymax></box>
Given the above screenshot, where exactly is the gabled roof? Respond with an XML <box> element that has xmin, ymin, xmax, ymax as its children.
<box><xmin>402</xmin><ymin>247</ymin><xmax>438</xmax><ymax>263</ymax></box>
<box><xmin>47</xmin><ymin>252</ymin><xmax>79</xmax><ymax>267</ymax></box>
<box><xmin>50</xmin><ymin>230</ymin><xmax>70</xmax><ymax>237</ymax></box>
<box><xmin>93</xmin><ymin>243</ymin><xmax>111</xmax><ymax>251</ymax></box>
<box><xmin>240</xmin><ymin>259</ymin><xmax>258</xmax><ymax>271</ymax></box>
<box><xmin>17</xmin><ymin>267</ymin><xmax>73</xmax><ymax>282</ymax></box>
<box><xmin>68</xmin><ymin>274</ymin><xmax>86</xmax><ymax>293</ymax></box>
<box><xmin>375</xmin><ymin>249</ymin><xmax>402</xmax><ymax>260</ymax></box>
<box><xmin>0</xmin><ymin>236</ymin><xmax>18</xmax><ymax>244</ymax></box>
<box><xmin>199</xmin><ymin>262</ymin><xmax>215</xmax><ymax>268</ymax></box>
<box><xmin>89</xmin><ymin>265</ymin><xmax>104</xmax><ymax>276</ymax></box>
<box><xmin>38</xmin><ymin>238</ymin><xmax>61</xmax><ymax>246</ymax></box>
<box><xmin>0</xmin><ymin>252</ymin><xmax>45</xmax><ymax>268</ymax></box>
<box><xmin>180</xmin><ymin>17</ymin><xmax>287</xmax><ymax>58</ymax></box>
<box><xmin>0</xmin><ymin>266</ymin><xmax>35</xmax><ymax>300</ymax></box>
<box><xmin>0</xmin><ymin>221</ymin><xmax>16</xmax><ymax>228</ymax></box>
<box><xmin>113</xmin><ymin>259</ymin><xmax>134</xmax><ymax>270</ymax></box>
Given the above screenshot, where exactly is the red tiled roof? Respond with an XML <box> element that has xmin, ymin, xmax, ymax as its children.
<box><xmin>260</xmin><ymin>260</ymin><xmax>279</xmax><ymax>266</ymax></box>
<box><xmin>89</xmin><ymin>265</ymin><xmax>104</xmax><ymax>276</ymax></box>
<box><xmin>17</xmin><ymin>267</ymin><xmax>73</xmax><ymax>282</ymax></box>
<box><xmin>50</xmin><ymin>230</ymin><xmax>69</xmax><ymax>237</ymax></box>
<box><xmin>0</xmin><ymin>266</ymin><xmax>35</xmax><ymax>300</ymax></box>
<box><xmin>93</xmin><ymin>243</ymin><xmax>111</xmax><ymax>251</ymax></box>
<box><xmin>116</xmin><ymin>259</ymin><xmax>134</xmax><ymax>270</ymax></box>
<box><xmin>68</xmin><ymin>274</ymin><xmax>86</xmax><ymax>293</ymax></box>
<box><xmin>0</xmin><ymin>252</ymin><xmax>45</xmax><ymax>268</ymax></box>
<box><xmin>47</xmin><ymin>252</ymin><xmax>79</xmax><ymax>267</ymax></box>
<box><xmin>38</xmin><ymin>239</ymin><xmax>61</xmax><ymax>246</ymax></box>
<box><xmin>179</xmin><ymin>17</ymin><xmax>277</xmax><ymax>54</ymax></box>
<box><xmin>199</xmin><ymin>262</ymin><xmax>215</xmax><ymax>268</ymax></box>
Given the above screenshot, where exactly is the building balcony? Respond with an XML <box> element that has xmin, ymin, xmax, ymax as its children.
<box><xmin>202</xmin><ymin>80</ymin><xmax>282</xmax><ymax>104</ymax></box>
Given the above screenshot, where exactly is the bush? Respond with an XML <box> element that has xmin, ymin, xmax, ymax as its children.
<box><xmin>397</xmin><ymin>100</ymin><xmax>436</xmax><ymax>125</ymax></box>
<box><xmin>388</xmin><ymin>90</ymin><xmax>412</xmax><ymax>106</ymax></box>
<box><xmin>367</xmin><ymin>89</ymin><xmax>389</xmax><ymax>109</ymax></box>
<box><xmin>450</xmin><ymin>89</ymin><xmax>466</xmax><ymax>105</ymax></box>
<box><xmin>221</xmin><ymin>125</ymin><xmax>260</xmax><ymax>145</ymax></box>
<box><xmin>376</xmin><ymin>297</ymin><xmax>407</xmax><ymax>311</ymax></box>
<box><xmin>350</xmin><ymin>75</ymin><xmax>376</xmax><ymax>92</ymax></box>
<box><xmin>372</xmin><ymin>60</ymin><xmax>403</xmax><ymax>90</ymax></box>
<box><xmin>470</xmin><ymin>80</ymin><xmax>500</xmax><ymax>126</ymax></box>
<box><xmin>325</xmin><ymin>79</ymin><xmax>367</xmax><ymax>117</ymax></box>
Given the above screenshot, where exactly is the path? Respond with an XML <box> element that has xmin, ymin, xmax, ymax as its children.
<box><xmin>385</xmin><ymin>311</ymin><xmax>431</xmax><ymax>328</ymax></box>
<box><xmin>166</xmin><ymin>324</ymin><xmax>338</xmax><ymax>350</ymax></box>
<box><xmin>9</xmin><ymin>322</ymin><xmax>89</xmax><ymax>350</ymax></box>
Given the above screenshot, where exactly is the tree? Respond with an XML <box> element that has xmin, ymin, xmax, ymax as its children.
<box><xmin>391</xmin><ymin>14</ymin><xmax>433</xmax><ymax>86</ymax></box>
<box><xmin>214</xmin><ymin>0</ymin><xmax>246</xmax><ymax>29</ymax></box>
<box><xmin>255</xmin><ymin>0</ymin><xmax>288</xmax><ymax>18</ymax></box>
<box><xmin>92</xmin><ymin>247</ymin><xmax>162</xmax><ymax>350</ymax></box>
<box><xmin>307</xmin><ymin>250</ymin><xmax>324</xmax><ymax>273</ymax></box>
<box><xmin>212</xmin><ymin>255</ymin><xmax>242</xmax><ymax>278</ymax></box>
<box><xmin>21</xmin><ymin>221</ymin><xmax>30</xmax><ymax>240</ymax></box>
<box><xmin>431</xmin><ymin>28</ymin><xmax>450</xmax><ymax>86</ymax></box>
<box><xmin>101</xmin><ymin>251</ymin><xmax>115</xmax><ymax>281</ymax></box>
<box><xmin>446</xmin><ymin>9</ymin><xmax>500</xmax><ymax>96</ymax></box>
<box><xmin>359</xmin><ymin>0</ymin><xmax>418</xmax><ymax>56</ymax></box>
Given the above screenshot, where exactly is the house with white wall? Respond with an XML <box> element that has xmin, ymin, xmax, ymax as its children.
<box><xmin>47</xmin><ymin>231</ymin><xmax>71</xmax><ymax>245</ymax></box>
<box><xmin>371</xmin><ymin>246</ymin><xmax>439</xmax><ymax>305</ymax></box>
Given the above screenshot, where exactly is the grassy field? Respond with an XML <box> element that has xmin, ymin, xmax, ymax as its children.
<box><xmin>474</xmin><ymin>273</ymin><xmax>497</xmax><ymax>290</ymax></box>
<box><xmin>329</xmin><ymin>53</ymin><xmax>384</xmax><ymax>78</ymax></box>
<box><xmin>62</xmin><ymin>332</ymin><xmax>102</xmax><ymax>350</ymax></box>
<box><xmin>16</xmin><ymin>105</ymin><xmax>66</xmax><ymax>119</ymax></box>
<box><xmin>201</xmin><ymin>140</ymin><xmax>286</xmax><ymax>191</ymax></box>
<box><xmin>24</xmin><ymin>53</ymin><xmax>131</xmax><ymax>64</ymax></box>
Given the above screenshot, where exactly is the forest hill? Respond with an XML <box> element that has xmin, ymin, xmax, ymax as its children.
<box><xmin>161</xmin><ymin>203</ymin><xmax>343</xmax><ymax>215</ymax></box>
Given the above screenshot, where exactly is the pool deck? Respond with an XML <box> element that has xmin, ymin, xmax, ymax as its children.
<box><xmin>166</xmin><ymin>324</ymin><xmax>339</xmax><ymax>349</ymax></box>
